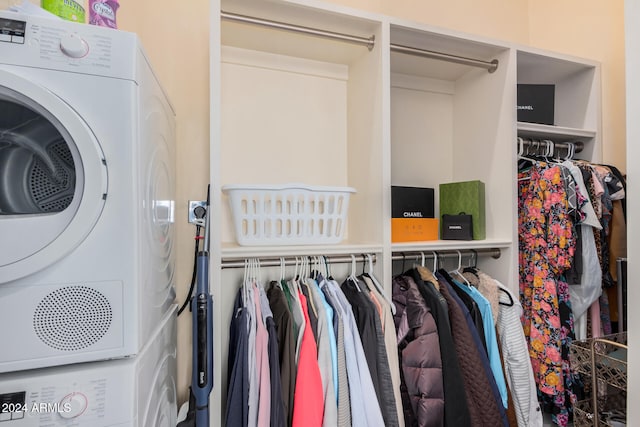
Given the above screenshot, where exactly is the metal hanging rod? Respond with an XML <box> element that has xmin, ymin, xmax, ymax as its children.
<box><xmin>221</xmin><ymin>248</ymin><xmax>500</xmax><ymax>269</ymax></box>
<box><xmin>221</xmin><ymin>11</ymin><xmax>376</xmax><ymax>51</ymax></box>
<box><xmin>391</xmin><ymin>43</ymin><xmax>499</xmax><ymax>73</ymax></box>
<box><xmin>392</xmin><ymin>247</ymin><xmax>501</xmax><ymax>261</ymax></box>
<box><xmin>221</xmin><ymin>253</ymin><xmax>378</xmax><ymax>269</ymax></box>
<box><xmin>517</xmin><ymin>137</ymin><xmax>584</xmax><ymax>156</ymax></box>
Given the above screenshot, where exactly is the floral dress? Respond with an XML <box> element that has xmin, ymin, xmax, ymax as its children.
<box><xmin>518</xmin><ymin>162</ymin><xmax>578</xmax><ymax>427</ymax></box>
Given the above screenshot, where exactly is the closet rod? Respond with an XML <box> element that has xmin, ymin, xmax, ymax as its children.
<box><xmin>220</xmin><ymin>11</ymin><xmax>376</xmax><ymax>51</ymax></box>
<box><xmin>221</xmin><ymin>254</ymin><xmax>378</xmax><ymax>269</ymax></box>
<box><xmin>518</xmin><ymin>138</ymin><xmax>584</xmax><ymax>154</ymax></box>
<box><xmin>392</xmin><ymin>247</ymin><xmax>501</xmax><ymax>261</ymax></box>
<box><xmin>391</xmin><ymin>43</ymin><xmax>499</xmax><ymax>73</ymax></box>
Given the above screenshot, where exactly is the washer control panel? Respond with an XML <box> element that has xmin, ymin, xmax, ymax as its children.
<box><xmin>0</xmin><ymin>10</ymin><xmax>138</xmax><ymax>81</ymax></box>
<box><xmin>0</xmin><ymin>376</ymin><xmax>129</xmax><ymax>426</ymax></box>
<box><xmin>0</xmin><ymin>17</ymin><xmax>26</xmax><ymax>44</ymax></box>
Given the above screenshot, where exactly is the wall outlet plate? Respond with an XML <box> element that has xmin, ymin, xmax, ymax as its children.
<box><xmin>188</xmin><ymin>200</ymin><xmax>207</xmax><ymax>224</ymax></box>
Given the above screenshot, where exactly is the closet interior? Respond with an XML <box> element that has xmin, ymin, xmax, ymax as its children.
<box><xmin>210</xmin><ymin>0</ymin><xmax>615</xmax><ymax>425</ymax></box>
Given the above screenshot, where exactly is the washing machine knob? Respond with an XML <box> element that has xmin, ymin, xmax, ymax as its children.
<box><xmin>58</xmin><ymin>392</ymin><xmax>88</xmax><ymax>419</ymax></box>
<box><xmin>60</xmin><ymin>33</ymin><xmax>89</xmax><ymax>58</ymax></box>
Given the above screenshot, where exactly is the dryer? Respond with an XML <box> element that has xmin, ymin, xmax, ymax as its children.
<box><xmin>0</xmin><ymin>11</ymin><xmax>176</xmax><ymax>372</ymax></box>
<box><xmin>0</xmin><ymin>305</ymin><xmax>178</xmax><ymax>426</ymax></box>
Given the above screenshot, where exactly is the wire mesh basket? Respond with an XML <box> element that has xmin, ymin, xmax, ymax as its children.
<box><xmin>570</xmin><ymin>332</ymin><xmax>627</xmax><ymax>391</ymax></box>
<box><xmin>570</xmin><ymin>332</ymin><xmax>627</xmax><ymax>426</ymax></box>
<box><xmin>574</xmin><ymin>394</ymin><xmax>627</xmax><ymax>427</ymax></box>
<box><xmin>222</xmin><ymin>184</ymin><xmax>355</xmax><ymax>246</ymax></box>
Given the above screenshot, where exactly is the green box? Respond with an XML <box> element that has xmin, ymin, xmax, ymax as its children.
<box><xmin>439</xmin><ymin>180</ymin><xmax>485</xmax><ymax>240</ymax></box>
<box><xmin>41</xmin><ymin>0</ymin><xmax>86</xmax><ymax>23</ymax></box>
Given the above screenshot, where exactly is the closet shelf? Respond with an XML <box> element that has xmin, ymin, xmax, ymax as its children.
<box><xmin>517</xmin><ymin>122</ymin><xmax>596</xmax><ymax>141</ymax></box>
<box><xmin>391</xmin><ymin>238</ymin><xmax>513</xmax><ymax>253</ymax></box>
<box><xmin>220</xmin><ymin>242</ymin><xmax>385</xmax><ymax>258</ymax></box>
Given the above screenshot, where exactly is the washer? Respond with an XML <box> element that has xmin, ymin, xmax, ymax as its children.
<box><xmin>0</xmin><ymin>305</ymin><xmax>177</xmax><ymax>426</ymax></box>
<box><xmin>0</xmin><ymin>11</ymin><xmax>176</xmax><ymax>372</ymax></box>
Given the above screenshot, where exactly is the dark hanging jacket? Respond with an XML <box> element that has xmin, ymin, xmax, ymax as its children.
<box><xmin>435</xmin><ymin>270</ymin><xmax>505</xmax><ymax>427</ymax></box>
<box><xmin>405</xmin><ymin>269</ymin><xmax>471</xmax><ymax>427</ymax></box>
<box><xmin>393</xmin><ymin>274</ymin><xmax>445</xmax><ymax>427</ymax></box>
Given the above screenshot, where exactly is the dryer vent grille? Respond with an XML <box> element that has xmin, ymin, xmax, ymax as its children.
<box><xmin>33</xmin><ymin>286</ymin><xmax>113</xmax><ymax>351</ymax></box>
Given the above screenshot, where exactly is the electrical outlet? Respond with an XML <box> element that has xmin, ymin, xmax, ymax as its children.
<box><xmin>188</xmin><ymin>200</ymin><xmax>207</xmax><ymax>224</ymax></box>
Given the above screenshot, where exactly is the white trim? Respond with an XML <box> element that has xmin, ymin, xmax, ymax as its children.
<box><xmin>391</xmin><ymin>72</ymin><xmax>455</xmax><ymax>95</ymax></box>
<box><xmin>222</xmin><ymin>45</ymin><xmax>349</xmax><ymax>81</ymax></box>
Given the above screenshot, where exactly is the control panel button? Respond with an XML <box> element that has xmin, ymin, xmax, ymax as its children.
<box><xmin>58</xmin><ymin>392</ymin><xmax>88</xmax><ymax>419</ymax></box>
<box><xmin>59</xmin><ymin>33</ymin><xmax>89</xmax><ymax>58</ymax></box>
<box><xmin>11</xmin><ymin>35</ymin><xmax>24</xmax><ymax>44</ymax></box>
<box><xmin>0</xmin><ymin>34</ymin><xmax>10</xmax><ymax>43</ymax></box>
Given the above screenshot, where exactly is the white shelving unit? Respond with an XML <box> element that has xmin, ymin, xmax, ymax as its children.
<box><xmin>209</xmin><ymin>0</ymin><xmax>602</xmax><ymax>424</ymax></box>
<box><xmin>624</xmin><ymin>1</ymin><xmax>638</xmax><ymax>422</ymax></box>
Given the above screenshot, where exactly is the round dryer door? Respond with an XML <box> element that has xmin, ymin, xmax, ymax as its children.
<box><xmin>0</xmin><ymin>70</ymin><xmax>107</xmax><ymax>283</ymax></box>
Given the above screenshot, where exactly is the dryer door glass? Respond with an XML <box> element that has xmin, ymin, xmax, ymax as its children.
<box><xmin>0</xmin><ymin>72</ymin><xmax>106</xmax><ymax>283</ymax></box>
<box><xmin>0</xmin><ymin>98</ymin><xmax>77</xmax><ymax>215</ymax></box>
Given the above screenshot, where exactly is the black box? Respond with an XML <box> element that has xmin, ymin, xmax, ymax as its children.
<box><xmin>391</xmin><ymin>186</ymin><xmax>434</xmax><ymax>218</ymax></box>
<box><xmin>517</xmin><ymin>84</ymin><xmax>555</xmax><ymax>125</ymax></box>
<box><xmin>441</xmin><ymin>213</ymin><xmax>473</xmax><ymax>240</ymax></box>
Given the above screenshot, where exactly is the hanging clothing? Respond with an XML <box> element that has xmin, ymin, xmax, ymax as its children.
<box><xmin>495</xmin><ymin>282</ymin><xmax>542</xmax><ymax>427</ymax></box>
<box><xmin>259</xmin><ymin>287</ymin><xmax>286</xmax><ymax>427</ymax></box>
<box><xmin>292</xmin><ymin>292</ymin><xmax>324</xmax><ymax>427</ymax></box>
<box><xmin>267</xmin><ymin>282</ymin><xmax>296</xmax><ymax>426</ymax></box>
<box><xmin>225</xmin><ymin>291</ymin><xmax>249</xmax><ymax>427</ymax></box>
<box><xmin>286</xmin><ymin>279</ymin><xmax>307</xmax><ymax>363</ymax></box>
<box><xmin>518</xmin><ymin>162</ymin><xmax>578</xmax><ymax>427</ymax></box>
<box><xmin>451</xmin><ymin>277</ymin><xmax>508</xmax><ymax>408</ymax></box>
<box><xmin>361</xmin><ymin>274</ymin><xmax>405</xmax><ymax>427</ymax></box>
<box><xmin>327</xmin><ymin>279</ymin><xmax>385</xmax><ymax>427</ymax></box>
<box><xmin>253</xmin><ymin>285</ymin><xmax>271</xmax><ymax>427</ymax></box>
<box><xmin>320</xmin><ymin>280</ymin><xmax>352</xmax><ymax>427</ymax></box>
<box><xmin>312</xmin><ymin>276</ymin><xmax>338</xmax><ymax>399</ymax></box>
<box><xmin>247</xmin><ymin>281</ymin><xmax>259</xmax><ymax>427</ymax></box>
<box><xmin>341</xmin><ymin>277</ymin><xmax>398</xmax><ymax>427</ymax></box>
<box><xmin>392</xmin><ymin>274</ymin><xmax>445</xmax><ymax>427</ymax></box>
<box><xmin>406</xmin><ymin>269</ymin><xmax>471</xmax><ymax>427</ymax></box>
<box><xmin>304</xmin><ymin>278</ymin><xmax>338</xmax><ymax>427</ymax></box>
<box><xmin>300</xmin><ymin>282</ymin><xmax>320</xmax><ymax>342</ymax></box>
<box><xmin>448</xmin><ymin>277</ymin><xmax>487</xmax><ymax>353</ymax></box>
<box><xmin>436</xmin><ymin>271</ymin><xmax>507</xmax><ymax>427</ymax></box>
<box><xmin>462</xmin><ymin>269</ymin><xmax>500</xmax><ymax>326</ymax></box>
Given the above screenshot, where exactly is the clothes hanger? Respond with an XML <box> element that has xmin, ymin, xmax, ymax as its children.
<box><xmin>242</xmin><ymin>258</ymin><xmax>249</xmax><ymax>307</ymax></box>
<box><xmin>462</xmin><ymin>249</ymin><xmax>479</xmax><ymax>274</ymax></box>
<box><xmin>416</xmin><ymin>251</ymin><xmax>438</xmax><ymax>284</ymax></box>
<box><xmin>567</xmin><ymin>141</ymin><xmax>575</xmax><ymax>161</ymax></box>
<box><xmin>323</xmin><ymin>255</ymin><xmax>333</xmax><ymax>281</ymax></box>
<box><xmin>277</xmin><ymin>257</ymin><xmax>285</xmax><ymax>289</ymax></box>
<box><xmin>542</xmin><ymin>139</ymin><xmax>553</xmax><ymax>162</ymax></box>
<box><xmin>498</xmin><ymin>287</ymin><xmax>515</xmax><ymax>307</ymax></box>
<box><xmin>517</xmin><ymin>137</ymin><xmax>536</xmax><ymax>180</ymax></box>
<box><xmin>257</xmin><ymin>258</ymin><xmax>262</xmax><ymax>288</ymax></box>
<box><xmin>290</xmin><ymin>256</ymin><xmax>300</xmax><ymax>292</ymax></box>
<box><xmin>364</xmin><ymin>253</ymin><xmax>396</xmax><ymax>314</ymax></box>
<box><xmin>449</xmin><ymin>250</ymin><xmax>471</xmax><ymax>286</ymax></box>
<box><xmin>322</xmin><ymin>256</ymin><xmax>329</xmax><ymax>279</ymax></box>
<box><xmin>349</xmin><ymin>254</ymin><xmax>362</xmax><ymax>292</ymax></box>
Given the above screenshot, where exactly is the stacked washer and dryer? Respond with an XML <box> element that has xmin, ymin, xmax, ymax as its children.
<box><xmin>0</xmin><ymin>11</ymin><xmax>177</xmax><ymax>427</ymax></box>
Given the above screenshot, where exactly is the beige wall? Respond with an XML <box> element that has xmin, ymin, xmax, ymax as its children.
<box><xmin>117</xmin><ymin>0</ymin><xmax>625</xmax><ymax>406</ymax></box>
<box><xmin>325</xmin><ymin>0</ymin><xmax>626</xmax><ymax>172</ymax></box>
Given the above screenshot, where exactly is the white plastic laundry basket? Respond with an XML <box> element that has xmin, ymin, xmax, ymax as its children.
<box><xmin>222</xmin><ymin>184</ymin><xmax>355</xmax><ymax>246</ymax></box>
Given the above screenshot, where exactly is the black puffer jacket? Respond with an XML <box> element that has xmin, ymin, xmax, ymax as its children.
<box><xmin>393</xmin><ymin>275</ymin><xmax>445</xmax><ymax>427</ymax></box>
